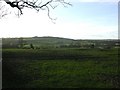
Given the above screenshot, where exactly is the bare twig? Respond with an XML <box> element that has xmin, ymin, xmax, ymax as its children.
<box><xmin>0</xmin><ymin>1</ymin><xmax>9</xmax><ymax>18</ymax></box>
<box><xmin>3</xmin><ymin>0</ymin><xmax>72</xmax><ymax>20</ymax></box>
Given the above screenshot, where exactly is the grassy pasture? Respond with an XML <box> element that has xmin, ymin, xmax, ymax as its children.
<box><xmin>2</xmin><ymin>48</ymin><xmax>119</xmax><ymax>88</ymax></box>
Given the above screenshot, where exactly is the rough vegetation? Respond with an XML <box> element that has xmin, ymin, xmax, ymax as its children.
<box><xmin>2</xmin><ymin>37</ymin><xmax>120</xmax><ymax>88</ymax></box>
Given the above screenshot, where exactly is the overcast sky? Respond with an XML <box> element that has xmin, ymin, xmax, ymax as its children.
<box><xmin>0</xmin><ymin>0</ymin><xmax>119</xmax><ymax>39</ymax></box>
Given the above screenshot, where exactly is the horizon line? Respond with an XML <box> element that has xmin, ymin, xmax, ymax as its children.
<box><xmin>0</xmin><ymin>36</ymin><xmax>119</xmax><ymax>40</ymax></box>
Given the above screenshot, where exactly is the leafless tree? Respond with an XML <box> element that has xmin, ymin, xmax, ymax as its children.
<box><xmin>1</xmin><ymin>0</ymin><xmax>72</xmax><ymax>19</ymax></box>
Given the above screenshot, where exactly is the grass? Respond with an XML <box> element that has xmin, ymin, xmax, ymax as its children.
<box><xmin>2</xmin><ymin>48</ymin><xmax>119</xmax><ymax>88</ymax></box>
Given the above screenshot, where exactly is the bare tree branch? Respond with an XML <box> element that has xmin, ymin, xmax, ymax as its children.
<box><xmin>3</xmin><ymin>0</ymin><xmax>72</xmax><ymax>19</ymax></box>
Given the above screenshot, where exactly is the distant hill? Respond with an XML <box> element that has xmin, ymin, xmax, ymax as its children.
<box><xmin>2</xmin><ymin>36</ymin><xmax>119</xmax><ymax>49</ymax></box>
<box><xmin>24</xmin><ymin>36</ymin><xmax>75</xmax><ymax>47</ymax></box>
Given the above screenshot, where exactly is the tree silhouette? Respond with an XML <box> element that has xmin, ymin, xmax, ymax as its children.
<box><xmin>30</xmin><ymin>43</ymin><xmax>34</xmax><ymax>49</ymax></box>
<box><xmin>90</xmin><ymin>44</ymin><xmax>95</xmax><ymax>49</ymax></box>
<box><xmin>1</xmin><ymin>0</ymin><xmax>72</xmax><ymax>19</ymax></box>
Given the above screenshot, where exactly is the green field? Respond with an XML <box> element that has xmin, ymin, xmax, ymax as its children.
<box><xmin>2</xmin><ymin>48</ymin><xmax>119</xmax><ymax>88</ymax></box>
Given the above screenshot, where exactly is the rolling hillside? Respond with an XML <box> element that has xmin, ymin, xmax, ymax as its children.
<box><xmin>2</xmin><ymin>36</ymin><xmax>119</xmax><ymax>49</ymax></box>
